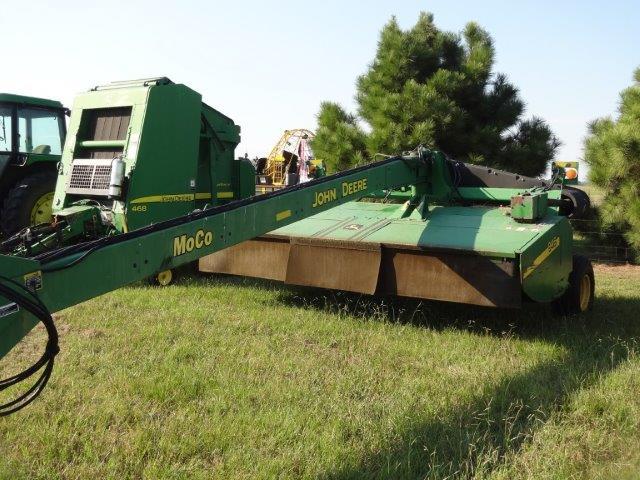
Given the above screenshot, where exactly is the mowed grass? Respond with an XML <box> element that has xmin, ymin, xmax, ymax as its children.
<box><xmin>1</xmin><ymin>265</ymin><xmax>639</xmax><ymax>479</ymax></box>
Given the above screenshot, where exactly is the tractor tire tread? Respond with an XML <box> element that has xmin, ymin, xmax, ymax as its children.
<box><xmin>0</xmin><ymin>170</ymin><xmax>58</xmax><ymax>236</ymax></box>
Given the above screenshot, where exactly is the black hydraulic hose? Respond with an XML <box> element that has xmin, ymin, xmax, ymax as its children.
<box><xmin>0</xmin><ymin>276</ymin><xmax>59</xmax><ymax>416</ymax></box>
<box><xmin>445</xmin><ymin>158</ymin><xmax>470</xmax><ymax>205</ymax></box>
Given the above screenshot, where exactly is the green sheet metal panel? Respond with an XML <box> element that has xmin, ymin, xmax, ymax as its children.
<box><xmin>517</xmin><ymin>216</ymin><xmax>573</xmax><ymax>303</ymax></box>
<box><xmin>124</xmin><ymin>84</ymin><xmax>202</xmax><ymax>230</ymax></box>
<box><xmin>269</xmin><ymin>202</ymin><xmax>564</xmax><ymax>259</ymax></box>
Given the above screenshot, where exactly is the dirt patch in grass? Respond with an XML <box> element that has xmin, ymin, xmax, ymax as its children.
<box><xmin>594</xmin><ymin>263</ymin><xmax>640</xmax><ymax>276</ymax></box>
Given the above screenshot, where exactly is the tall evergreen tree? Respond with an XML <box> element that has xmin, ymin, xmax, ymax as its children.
<box><xmin>311</xmin><ymin>102</ymin><xmax>369</xmax><ymax>172</ymax></box>
<box><xmin>313</xmin><ymin>13</ymin><xmax>559</xmax><ymax>176</ymax></box>
<box><xmin>585</xmin><ymin>67</ymin><xmax>640</xmax><ymax>254</ymax></box>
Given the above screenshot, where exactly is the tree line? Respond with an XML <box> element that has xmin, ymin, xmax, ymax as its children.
<box><xmin>310</xmin><ymin>12</ymin><xmax>640</xmax><ymax>259</ymax></box>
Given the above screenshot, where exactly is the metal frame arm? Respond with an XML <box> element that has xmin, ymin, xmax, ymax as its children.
<box><xmin>0</xmin><ymin>152</ymin><xmax>429</xmax><ymax>359</ymax></box>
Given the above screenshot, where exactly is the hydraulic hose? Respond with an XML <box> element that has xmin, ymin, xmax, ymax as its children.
<box><xmin>0</xmin><ymin>276</ymin><xmax>59</xmax><ymax>416</ymax></box>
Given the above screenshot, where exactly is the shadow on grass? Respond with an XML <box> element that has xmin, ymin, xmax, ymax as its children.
<box><xmin>188</xmin><ymin>274</ymin><xmax>639</xmax><ymax>479</ymax></box>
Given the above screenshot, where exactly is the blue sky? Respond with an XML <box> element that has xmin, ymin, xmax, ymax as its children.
<box><xmin>2</xmin><ymin>0</ymin><xmax>637</xmax><ymax>168</ymax></box>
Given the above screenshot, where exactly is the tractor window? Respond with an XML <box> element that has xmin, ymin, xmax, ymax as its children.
<box><xmin>17</xmin><ymin>107</ymin><xmax>64</xmax><ymax>155</ymax></box>
<box><xmin>0</xmin><ymin>105</ymin><xmax>12</xmax><ymax>152</ymax></box>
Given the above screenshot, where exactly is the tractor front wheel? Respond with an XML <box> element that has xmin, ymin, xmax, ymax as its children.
<box><xmin>0</xmin><ymin>170</ymin><xmax>58</xmax><ymax>236</ymax></box>
<box><xmin>552</xmin><ymin>254</ymin><xmax>595</xmax><ymax>315</ymax></box>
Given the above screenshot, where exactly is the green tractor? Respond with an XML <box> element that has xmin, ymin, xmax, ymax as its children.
<box><xmin>0</xmin><ymin>94</ymin><xmax>67</xmax><ymax>236</ymax></box>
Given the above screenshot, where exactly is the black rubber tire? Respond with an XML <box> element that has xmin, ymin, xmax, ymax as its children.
<box><xmin>0</xmin><ymin>170</ymin><xmax>58</xmax><ymax>236</ymax></box>
<box><xmin>552</xmin><ymin>254</ymin><xmax>595</xmax><ymax>315</ymax></box>
<box><xmin>559</xmin><ymin>187</ymin><xmax>591</xmax><ymax>219</ymax></box>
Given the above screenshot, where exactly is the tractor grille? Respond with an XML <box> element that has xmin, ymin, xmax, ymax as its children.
<box><xmin>67</xmin><ymin>159</ymin><xmax>113</xmax><ymax>196</ymax></box>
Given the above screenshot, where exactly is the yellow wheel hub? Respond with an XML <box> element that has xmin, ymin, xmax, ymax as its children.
<box><xmin>156</xmin><ymin>270</ymin><xmax>173</xmax><ymax>286</ymax></box>
<box><xmin>579</xmin><ymin>274</ymin><xmax>591</xmax><ymax>312</ymax></box>
<box><xmin>30</xmin><ymin>192</ymin><xmax>55</xmax><ymax>225</ymax></box>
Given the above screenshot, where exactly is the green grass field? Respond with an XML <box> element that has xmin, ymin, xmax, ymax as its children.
<box><xmin>1</xmin><ymin>265</ymin><xmax>639</xmax><ymax>479</ymax></box>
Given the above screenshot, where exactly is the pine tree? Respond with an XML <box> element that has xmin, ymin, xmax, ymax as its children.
<box><xmin>313</xmin><ymin>12</ymin><xmax>559</xmax><ymax>176</ymax></box>
<box><xmin>311</xmin><ymin>102</ymin><xmax>369</xmax><ymax>172</ymax></box>
<box><xmin>585</xmin><ymin>67</ymin><xmax>640</xmax><ymax>255</ymax></box>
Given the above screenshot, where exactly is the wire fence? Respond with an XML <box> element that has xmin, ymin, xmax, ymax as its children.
<box><xmin>570</xmin><ymin>219</ymin><xmax>637</xmax><ymax>265</ymax></box>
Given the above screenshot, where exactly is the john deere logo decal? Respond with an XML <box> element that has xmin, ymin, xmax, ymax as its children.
<box><xmin>523</xmin><ymin>236</ymin><xmax>560</xmax><ymax>279</ymax></box>
<box><xmin>312</xmin><ymin>178</ymin><xmax>368</xmax><ymax>208</ymax></box>
<box><xmin>312</xmin><ymin>188</ymin><xmax>337</xmax><ymax>207</ymax></box>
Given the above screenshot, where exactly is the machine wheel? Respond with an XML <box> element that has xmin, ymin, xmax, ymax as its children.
<box><xmin>149</xmin><ymin>269</ymin><xmax>175</xmax><ymax>286</ymax></box>
<box><xmin>552</xmin><ymin>255</ymin><xmax>595</xmax><ymax>315</ymax></box>
<box><xmin>559</xmin><ymin>187</ymin><xmax>591</xmax><ymax>219</ymax></box>
<box><xmin>1</xmin><ymin>170</ymin><xmax>58</xmax><ymax>236</ymax></box>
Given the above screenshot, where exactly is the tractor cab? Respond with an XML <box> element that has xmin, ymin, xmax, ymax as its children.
<box><xmin>0</xmin><ymin>94</ymin><xmax>67</xmax><ymax>235</ymax></box>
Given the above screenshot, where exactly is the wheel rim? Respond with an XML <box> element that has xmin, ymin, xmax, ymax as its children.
<box><xmin>157</xmin><ymin>270</ymin><xmax>173</xmax><ymax>286</ymax></box>
<box><xmin>30</xmin><ymin>192</ymin><xmax>55</xmax><ymax>225</ymax></box>
<box><xmin>579</xmin><ymin>274</ymin><xmax>591</xmax><ymax>312</ymax></box>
